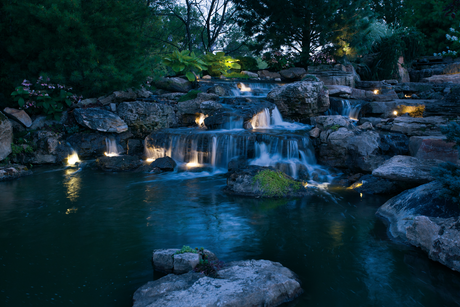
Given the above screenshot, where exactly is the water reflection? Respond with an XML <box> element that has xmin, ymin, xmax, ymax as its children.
<box><xmin>64</xmin><ymin>168</ymin><xmax>81</xmax><ymax>202</ymax></box>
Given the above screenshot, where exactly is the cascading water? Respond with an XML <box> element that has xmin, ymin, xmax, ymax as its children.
<box><xmin>251</xmin><ymin>107</ymin><xmax>310</xmax><ymax>131</ymax></box>
<box><xmin>105</xmin><ymin>137</ymin><xmax>120</xmax><ymax>157</ymax></box>
<box><xmin>224</xmin><ymin>81</ymin><xmax>281</xmax><ymax>98</ymax></box>
<box><xmin>327</xmin><ymin>98</ymin><xmax>363</xmax><ymax>120</ymax></box>
<box><xmin>144</xmin><ymin>129</ymin><xmax>330</xmax><ymax>183</ymax></box>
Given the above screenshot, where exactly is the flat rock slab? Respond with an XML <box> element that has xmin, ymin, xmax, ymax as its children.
<box><xmin>3</xmin><ymin>107</ymin><xmax>32</xmax><ymax>127</ymax></box>
<box><xmin>390</xmin><ymin>116</ymin><xmax>446</xmax><ymax>137</ymax></box>
<box><xmin>74</xmin><ymin>108</ymin><xmax>128</xmax><ymax>133</ymax></box>
<box><xmin>152</xmin><ymin>249</ymin><xmax>218</xmax><ymax>274</ymax></box>
<box><xmin>133</xmin><ymin>260</ymin><xmax>303</xmax><ymax>307</ymax></box>
<box><xmin>409</xmin><ymin>136</ymin><xmax>458</xmax><ymax>163</ymax></box>
<box><xmin>372</xmin><ymin>155</ymin><xmax>443</xmax><ymax>184</ymax></box>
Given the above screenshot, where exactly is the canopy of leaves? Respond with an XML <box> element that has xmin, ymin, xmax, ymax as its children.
<box><xmin>232</xmin><ymin>0</ymin><xmax>371</xmax><ymax>66</ymax></box>
<box><xmin>0</xmin><ymin>0</ymin><xmax>156</xmax><ymax>100</ymax></box>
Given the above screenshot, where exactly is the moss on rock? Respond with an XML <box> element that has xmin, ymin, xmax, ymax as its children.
<box><xmin>252</xmin><ymin>169</ymin><xmax>303</xmax><ymax>197</ymax></box>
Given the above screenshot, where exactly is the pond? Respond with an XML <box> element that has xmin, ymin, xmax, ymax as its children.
<box><xmin>1</xmin><ymin>166</ymin><xmax>460</xmax><ymax>306</ymax></box>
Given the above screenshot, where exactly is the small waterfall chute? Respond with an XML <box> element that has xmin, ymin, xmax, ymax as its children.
<box><xmin>104</xmin><ymin>137</ymin><xmax>120</xmax><ymax>157</ymax></box>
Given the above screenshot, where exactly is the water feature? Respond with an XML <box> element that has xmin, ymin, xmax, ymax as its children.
<box><xmin>104</xmin><ymin>137</ymin><xmax>120</xmax><ymax>157</ymax></box>
<box><xmin>1</xmin><ymin>167</ymin><xmax>460</xmax><ymax>306</ymax></box>
<box><xmin>328</xmin><ymin>97</ymin><xmax>363</xmax><ymax>120</ymax></box>
<box><xmin>200</xmin><ymin>79</ymin><xmax>282</xmax><ymax>98</ymax></box>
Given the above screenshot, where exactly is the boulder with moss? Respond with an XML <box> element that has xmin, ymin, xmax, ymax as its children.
<box><xmin>225</xmin><ymin>166</ymin><xmax>311</xmax><ymax>197</ymax></box>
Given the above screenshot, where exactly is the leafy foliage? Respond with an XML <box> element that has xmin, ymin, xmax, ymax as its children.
<box><xmin>202</xmin><ymin>52</ymin><xmax>241</xmax><ymax>76</ymax></box>
<box><xmin>262</xmin><ymin>51</ymin><xmax>295</xmax><ymax>71</ymax></box>
<box><xmin>11</xmin><ymin>78</ymin><xmax>79</xmax><ymax>120</ymax></box>
<box><xmin>178</xmin><ymin>90</ymin><xmax>202</xmax><ymax>102</ymax></box>
<box><xmin>174</xmin><ymin>245</ymin><xmax>198</xmax><ymax>255</ymax></box>
<box><xmin>359</xmin><ymin>28</ymin><xmax>424</xmax><ymax>81</ymax></box>
<box><xmin>252</xmin><ymin>169</ymin><xmax>303</xmax><ymax>197</ymax></box>
<box><xmin>223</xmin><ymin>72</ymin><xmax>251</xmax><ymax>79</ymax></box>
<box><xmin>163</xmin><ymin>50</ymin><xmax>208</xmax><ymax>81</ymax></box>
<box><xmin>0</xmin><ymin>0</ymin><xmax>156</xmax><ymax>100</ymax></box>
<box><xmin>233</xmin><ymin>0</ymin><xmax>372</xmax><ymax>66</ymax></box>
<box><xmin>236</xmin><ymin>56</ymin><xmax>259</xmax><ymax>71</ymax></box>
<box><xmin>403</xmin><ymin>0</ymin><xmax>460</xmax><ymax>55</ymax></box>
<box><xmin>194</xmin><ymin>259</ymin><xmax>225</xmax><ymax>277</ymax></box>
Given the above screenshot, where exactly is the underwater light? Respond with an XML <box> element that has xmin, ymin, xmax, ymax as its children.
<box><xmin>239</xmin><ymin>83</ymin><xmax>252</xmax><ymax>92</ymax></box>
<box><xmin>393</xmin><ymin>111</ymin><xmax>398</xmax><ymax>116</ymax></box>
<box><xmin>67</xmin><ymin>152</ymin><xmax>81</xmax><ymax>166</ymax></box>
<box><xmin>104</xmin><ymin>152</ymin><xmax>119</xmax><ymax>157</ymax></box>
<box><xmin>186</xmin><ymin>162</ymin><xmax>201</xmax><ymax>168</ymax></box>
<box><xmin>146</xmin><ymin>158</ymin><xmax>155</xmax><ymax>162</ymax></box>
<box><xmin>373</xmin><ymin>89</ymin><xmax>379</xmax><ymax>95</ymax></box>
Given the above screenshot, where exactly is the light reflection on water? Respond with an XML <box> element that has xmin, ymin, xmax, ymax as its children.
<box><xmin>0</xmin><ymin>166</ymin><xmax>459</xmax><ymax>307</ymax></box>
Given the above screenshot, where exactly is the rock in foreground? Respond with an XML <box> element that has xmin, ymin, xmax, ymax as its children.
<box><xmin>0</xmin><ymin>164</ymin><xmax>32</xmax><ymax>181</ymax></box>
<box><xmin>133</xmin><ymin>259</ymin><xmax>303</xmax><ymax>307</ymax></box>
<box><xmin>377</xmin><ymin>181</ymin><xmax>460</xmax><ymax>272</ymax></box>
<box><xmin>96</xmin><ymin>155</ymin><xmax>142</xmax><ymax>172</ymax></box>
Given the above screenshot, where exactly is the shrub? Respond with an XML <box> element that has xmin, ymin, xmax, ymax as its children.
<box><xmin>201</xmin><ymin>52</ymin><xmax>241</xmax><ymax>77</ymax></box>
<box><xmin>11</xmin><ymin>77</ymin><xmax>80</xmax><ymax>120</ymax></box>
<box><xmin>262</xmin><ymin>51</ymin><xmax>295</xmax><ymax>71</ymax></box>
<box><xmin>223</xmin><ymin>72</ymin><xmax>251</xmax><ymax>79</ymax></box>
<box><xmin>163</xmin><ymin>50</ymin><xmax>207</xmax><ymax>81</ymax></box>
<box><xmin>174</xmin><ymin>245</ymin><xmax>198</xmax><ymax>255</ymax></box>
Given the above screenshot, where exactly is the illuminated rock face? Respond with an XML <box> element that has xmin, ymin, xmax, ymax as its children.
<box><xmin>267</xmin><ymin>81</ymin><xmax>330</xmax><ymax>122</ymax></box>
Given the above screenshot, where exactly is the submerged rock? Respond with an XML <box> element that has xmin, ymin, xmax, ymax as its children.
<box><xmin>74</xmin><ymin>108</ymin><xmax>128</xmax><ymax>133</ymax></box>
<box><xmin>96</xmin><ymin>155</ymin><xmax>142</xmax><ymax>172</ymax></box>
<box><xmin>226</xmin><ymin>166</ymin><xmax>310</xmax><ymax>198</ymax></box>
<box><xmin>133</xmin><ymin>259</ymin><xmax>303</xmax><ymax>307</ymax></box>
<box><xmin>149</xmin><ymin>156</ymin><xmax>176</xmax><ymax>171</ymax></box>
<box><xmin>376</xmin><ymin>181</ymin><xmax>460</xmax><ymax>272</ymax></box>
<box><xmin>0</xmin><ymin>164</ymin><xmax>32</xmax><ymax>182</ymax></box>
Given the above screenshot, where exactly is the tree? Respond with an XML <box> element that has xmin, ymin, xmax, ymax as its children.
<box><xmin>0</xmin><ymin>0</ymin><xmax>158</xmax><ymax>100</ymax></box>
<box><xmin>369</xmin><ymin>0</ymin><xmax>404</xmax><ymax>26</ymax></box>
<box><xmin>232</xmin><ymin>0</ymin><xmax>371</xmax><ymax>66</ymax></box>
<box><xmin>403</xmin><ymin>0</ymin><xmax>460</xmax><ymax>55</ymax></box>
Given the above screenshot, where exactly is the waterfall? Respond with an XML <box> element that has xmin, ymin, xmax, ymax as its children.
<box><xmin>145</xmin><ymin>130</ymin><xmax>330</xmax><ymax>182</ymax></box>
<box><xmin>105</xmin><ymin>137</ymin><xmax>120</xmax><ymax>157</ymax></box>
<box><xmin>250</xmin><ymin>107</ymin><xmax>309</xmax><ymax>131</ymax></box>
<box><xmin>328</xmin><ymin>98</ymin><xmax>362</xmax><ymax>120</ymax></box>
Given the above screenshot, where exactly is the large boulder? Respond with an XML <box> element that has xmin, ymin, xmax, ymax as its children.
<box><xmin>0</xmin><ymin>112</ymin><xmax>12</xmax><ymax>161</ymax></box>
<box><xmin>133</xmin><ymin>259</ymin><xmax>303</xmax><ymax>307</ymax></box>
<box><xmin>67</xmin><ymin>132</ymin><xmax>131</xmax><ymax>159</ymax></box>
<box><xmin>74</xmin><ymin>108</ymin><xmax>128</xmax><ymax>133</ymax></box>
<box><xmin>376</xmin><ymin>181</ymin><xmax>460</xmax><ymax>272</ymax></box>
<box><xmin>226</xmin><ymin>166</ymin><xmax>311</xmax><ymax>198</ymax></box>
<box><xmin>154</xmin><ymin>77</ymin><xmax>192</xmax><ymax>93</ymax></box>
<box><xmin>279</xmin><ymin>67</ymin><xmax>307</xmax><ymax>80</ymax></box>
<box><xmin>409</xmin><ymin>136</ymin><xmax>458</xmax><ymax>163</ymax></box>
<box><xmin>117</xmin><ymin>101</ymin><xmax>177</xmax><ymax>135</ymax></box>
<box><xmin>267</xmin><ymin>81</ymin><xmax>329</xmax><ymax>121</ymax></box>
<box><xmin>422</xmin><ymin>74</ymin><xmax>460</xmax><ymax>84</ymax></box>
<box><xmin>310</xmin><ymin>71</ymin><xmax>355</xmax><ymax>87</ymax></box>
<box><xmin>372</xmin><ymin>155</ymin><xmax>443</xmax><ymax>184</ymax></box>
<box><xmin>257</xmin><ymin>70</ymin><xmax>281</xmax><ymax>80</ymax></box>
<box><xmin>3</xmin><ymin>107</ymin><xmax>32</xmax><ymax>127</ymax></box>
<box><xmin>96</xmin><ymin>155</ymin><xmax>143</xmax><ymax>172</ymax></box>
<box><xmin>348</xmin><ymin>174</ymin><xmax>413</xmax><ymax>195</ymax></box>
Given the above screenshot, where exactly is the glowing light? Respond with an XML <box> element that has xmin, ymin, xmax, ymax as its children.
<box><xmin>104</xmin><ymin>152</ymin><xmax>119</xmax><ymax>157</ymax></box>
<box><xmin>186</xmin><ymin>162</ymin><xmax>201</xmax><ymax>168</ymax></box>
<box><xmin>65</xmin><ymin>207</ymin><xmax>78</xmax><ymax>214</ymax></box>
<box><xmin>373</xmin><ymin>90</ymin><xmax>379</xmax><ymax>95</ymax></box>
<box><xmin>405</xmin><ymin>94</ymin><xmax>411</xmax><ymax>98</ymax></box>
<box><xmin>360</xmin><ymin>193</ymin><xmax>363</xmax><ymax>198</ymax></box>
<box><xmin>67</xmin><ymin>152</ymin><xmax>81</xmax><ymax>166</ymax></box>
<box><xmin>195</xmin><ymin>113</ymin><xmax>208</xmax><ymax>127</ymax></box>
<box><xmin>239</xmin><ymin>83</ymin><xmax>252</xmax><ymax>92</ymax></box>
<box><xmin>393</xmin><ymin>111</ymin><xmax>398</xmax><ymax>116</ymax></box>
<box><xmin>146</xmin><ymin>158</ymin><xmax>155</xmax><ymax>162</ymax></box>
<box><xmin>303</xmin><ymin>182</ymin><xmax>308</xmax><ymax>187</ymax></box>
<box><xmin>347</xmin><ymin>182</ymin><xmax>363</xmax><ymax>189</ymax></box>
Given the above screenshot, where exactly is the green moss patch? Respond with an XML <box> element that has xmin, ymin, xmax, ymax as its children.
<box><xmin>252</xmin><ymin>169</ymin><xmax>303</xmax><ymax>197</ymax></box>
<box><xmin>178</xmin><ymin>90</ymin><xmax>202</xmax><ymax>102</ymax></box>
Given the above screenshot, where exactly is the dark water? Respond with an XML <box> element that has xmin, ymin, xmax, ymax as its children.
<box><xmin>1</xmin><ymin>166</ymin><xmax>460</xmax><ymax>307</ymax></box>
